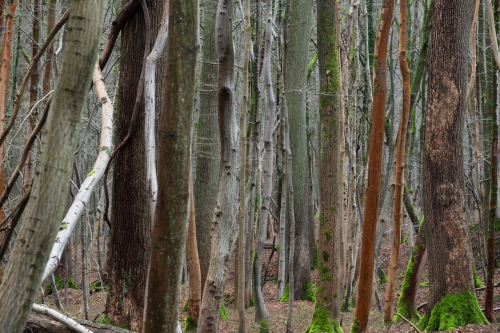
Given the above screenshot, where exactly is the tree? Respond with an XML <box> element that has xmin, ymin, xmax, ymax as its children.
<box><xmin>419</xmin><ymin>0</ymin><xmax>489</xmax><ymax>330</ymax></box>
<box><xmin>141</xmin><ymin>0</ymin><xmax>198</xmax><ymax>329</ymax></box>
<box><xmin>303</xmin><ymin>0</ymin><xmax>342</xmax><ymax>331</ymax></box>
<box><xmin>283</xmin><ymin>0</ymin><xmax>313</xmax><ymax>300</ymax></box>
<box><xmin>383</xmin><ymin>0</ymin><xmax>410</xmax><ymax>322</ymax></box>
<box><xmin>0</xmin><ymin>0</ymin><xmax>104</xmax><ymax>331</ymax></box>
<box><xmin>351</xmin><ymin>0</ymin><xmax>395</xmax><ymax>331</ymax></box>
<box><xmin>194</xmin><ymin>0</ymin><xmax>221</xmax><ymax>296</ymax></box>
<box><xmin>197</xmin><ymin>0</ymin><xmax>239</xmax><ymax>331</ymax></box>
<box><xmin>104</xmin><ymin>0</ymin><xmax>166</xmax><ymax>330</ymax></box>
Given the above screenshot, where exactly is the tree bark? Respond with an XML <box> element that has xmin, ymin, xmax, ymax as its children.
<box><xmin>351</xmin><ymin>0</ymin><xmax>395</xmax><ymax>331</ymax></box>
<box><xmin>420</xmin><ymin>0</ymin><xmax>489</xmax><ymax>330</ymax></box>
<box><xmin>197</xmin><ymin>1</ymin><xmax>239</xmax><ymax>331</ymax></box>
<box><xmin>303</xmin><ymin>0</ymin><xmax>342</xmax><ymax>332</ymax></box>
<box><xmin>194</xmin><ymin>0</ymin><xmax>221</xmax><ymax>295</ymax></box>
<box><xmin>283</xmin><ymin>0</ymin><xmax>312</xmax><ymax>299</ymax></box>
<box><xmin>0</xmin><ymin>1</ymin><xmax>103</xmax><ymax>331</ymax></box>
<box><xmin>141</xmin><ymin>0</ymin><xmax>197</xmax><ymax>330</ymax></box>
<box><xmin>105</xmin><ymin>0</ymin><xmax>165</xmax><ymax>330</ymax></box>
<box><xmin>383</xmin><ymin>0</ymin><xmax>410</xmax><ymax>322</ymax></box>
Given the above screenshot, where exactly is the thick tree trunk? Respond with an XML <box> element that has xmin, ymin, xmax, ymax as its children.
<box><xmin>420</xmin><ymin>0</ymin><xmax>489</xmax><ymax>330</ymax></box>
<box><xmin>303</xmin><ymin>0</ymin><xmax>342</xmax><ymax>332</ymax></box>
<box><xmin>351</xmin><ymin>0</ymin><xmax>395</xmax><ymax>331</ymax></box>
<box><xmin>197</xmin><ymin>1</ymin><xmax>239</xmax><ymax>332</ymax></box>
<box><xmin>194</xmin><ymin>0</ymin><xmax>221</xmax><ymax>295</ymax></box>
<box><xmin>105</xmin><ymin>0</ymin><xmax>165</xmax><ymax>330</ymax></box>
<box><xmin>141</xmin><ymin>0</ymin><xmax>197</xmax><ymax>330</ymax></box>
<box><xmin>0</xmin><ymin>1</ymin><xmax>103</xmax><ymax>331</ymax></box>
<box><xmin>283</xmin><ymin>0</ymin><xmax>312</xmax><ymax>300</ymax></box>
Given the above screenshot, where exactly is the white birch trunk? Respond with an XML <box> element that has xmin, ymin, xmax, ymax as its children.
<box><xmin>144</xmin><ymin>15</ymin><xmax>168</xmax><ymax>222</ymax></box>
<box><xmin>42</xmin><ymin>62</ymin><xmax>113</xmax><ymax>282</ymax></box>
<box><xmin>32</xmin><ymin>304</ymin><xmax>95</xmax><ymax>333</ymax></box>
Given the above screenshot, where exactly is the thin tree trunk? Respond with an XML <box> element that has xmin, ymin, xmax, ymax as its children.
<box><xmin>0</xmin><ymin>1</ymin><xmax>103</xmax><ymax>331</ymax></box>
<box><xmin>141</xmin><ymin>0</ymin><xmax>197</xmax><ymax>330</ymax></box>
<box><xmin>351</xmin><ymin>0</ymin><xmax>395</xmax><ymax>331</ymax></box>
<box><xmin>187</xmin><ymin>157</ymin><xmax>202</xmax><ymax>329</ymax></box>
<box><xmin>23</xmin><ymin>0</ymin><xmax>40</xmax><ymax>193</ymax></box>
<box><xmin>383</xmin><ymin>0</ymin><xmax>410</xmax><ymax>322</ymax></box>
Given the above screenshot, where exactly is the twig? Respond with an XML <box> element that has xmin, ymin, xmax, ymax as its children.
<box><xmin>394</xmin><ymin>313</ymin><xmax>422</xmax><ymax>333</ymax></box>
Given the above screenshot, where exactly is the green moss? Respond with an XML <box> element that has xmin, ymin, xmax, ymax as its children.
<box><xmin>182</xmin><ymin>299</ymin><xmax>189</xmax><ymax>312</ymax></box>
<box><xmin>473</xmin><ymin>265</ymin><xmax>484</xmax><ymax>288</ymax></box>
<box><xmin>44</xmin><ymin>275</ymin><xmax>79</xmax><ymax>295</ymax></box>
<box><xmin>350</xmin><ymin>317</ymin><xmax>363</xmax><ymax>333</ymax></box>
<box><xmin>304</xmin><ymin>308</ymin><xmax>343</xmax><ymax>333</ymax></box>
<box><xmin>377</xmin><ymin>269</ymin><xmax>387</xmax><ymax>284</ymax></box>
<box><xmin>395</xmin><ymin>255</ymin><xmax>420</xmax><ymax>323</ymax></box>
<box><xmin>307</xmin><ymin>52</ymin><xmax>318</xmax><ymax>78</ymax></box>
<box><xmin>419</xmin><ymin>281</ymin><xmax>429</xmax><ymax>287</ymax></box>
<box><xmin>311</xmin><ymin>245</ymin><xmax>318</xmax><ymax>270</ymax></box>
<box><xmin>97</xmin><ymin>314</ymin><xmax>115</xmax><ymax>326</ymax></box>
<box><xmin>220</xmin><ymin>301</ymin><xmax>229</xmax><ymax>320</ymax></box>
<box><xmin>260</xmin><ymin>318</ymin><xmax>270</xmax><ymax>333</ymax></box>
<box><xmin>184</xmin><ymin>316</ymin><xmax>197</xmax><ymax>332</ymax></box>
<box><xmin>417</xmin><ymin>291</ymin><xmax>488</xmax><ymax>331</ymax></box>
<box><xmin>280</xmin><ymin>284</ymin><xmax>290</xmax><ymax>302</ymax></box>
<box><xmin>304</xmin><ymin>280</ymin><xmax>316</xmax><ymax>303</ymax></box>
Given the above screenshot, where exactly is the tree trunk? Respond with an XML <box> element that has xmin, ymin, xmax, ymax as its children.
<box><xmin>303</xmin><ymin>0</ymin><xmax>342</xmax><ymax>331</ymax></box>
<box><xmin>283</xmin><ymin>0</ymin><xmax>312</xmax><ymax>300</ymax></box>
<box><xmin>420</xmin><ymin>0</ymin><xmax>489</xmax><ymax>330</ymax></box>
<box><xmin>0</xmin><ymin>1</ymin><xmax>103</xmax><ymax>331</ymax></box>
<box><xmin>383</xmin><ymin>0</ymin><xmax>411</xmax><ymax>322</ymax></box>
<box><xmin>187</xmin><ymin>158</ymin><xmax>202</xmax><ymax>329</ymax></box>
<box><xmin>194</xmin><ymin>0</ymin><xmax>221</xmax><ymax>295</ymax></box>
<box><xmin>142</xmin><ymin>0</ymin><xmax>197</xmax><ymax>330</ymax></box>
<box><xmin>253</xmin><ymin>0</ymin><xmax>274</xmax><ymax>326</ymax></box>
<box><xmin>197</xmin><ymin>1</ymin><xmax>239</xmax><ymax>331</ymax></box>
<box><xmin>23</xmin><ymin>0</ymin><xmax>40</xmax><ymax>193</ymax></box>
<box><xmin>105</xmin><ymin>0</ymin><xmax>165</xmax><ymax>330</ymax></box>
<box><xmin>351</xmin><ymin>0</ymin><xmax>395</xmax><ymax>331</ymax></box>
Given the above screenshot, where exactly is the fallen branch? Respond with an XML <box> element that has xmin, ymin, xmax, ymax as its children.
<box><xmin>41</xmin><ymin>62</ymin><xmax>114</xmax><ymax>282</ymax></box>
<box><xmin>31</xmin><ymin>304</ymin><xmax>94</xmax><ymax>333</ymax></box>
<box><xmin>26</xmin><ymin>308</ymin><xmax>133</xmax><ymax>333</ymax></box>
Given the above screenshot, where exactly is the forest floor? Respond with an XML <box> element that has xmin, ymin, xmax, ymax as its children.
<box><xmin>38</xmin><ymin>228</ymin><xmax>500</xmax><ymax>333</ymax></box>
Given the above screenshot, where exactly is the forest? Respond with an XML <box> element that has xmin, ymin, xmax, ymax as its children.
<box><xmin>0</xmin><ymin>0</ymin><xmax>497</xmax><ymax>332</ymax></box>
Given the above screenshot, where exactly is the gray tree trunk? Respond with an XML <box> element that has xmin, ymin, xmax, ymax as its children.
<box><xmin>284</xmin><ymin>0</ymin><xmax>313</xmax><ymax>299</ymax></box>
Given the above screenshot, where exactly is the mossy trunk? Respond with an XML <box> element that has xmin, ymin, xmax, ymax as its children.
<box><xmin>421</xmin><ymin>0</ymin><xmax>489</xmax><ymax>330</ymax></box>
<box><xmin>304</xmin><ymin>0</ymin><xmax>343</xmax><ymax>332</ymax></box>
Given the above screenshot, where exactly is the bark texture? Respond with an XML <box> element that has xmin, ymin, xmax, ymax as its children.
<box><xmin>0</xmin><ymin>1</ymin><xmax>103</xmax><ymax>332</ymax></box>
<box><xmin>197</xmin><ymin>0</ymin><xmax>239</xmax><ymax>331</ymax></box>
<box><xmin>420</xmin><ymin>0</ymin><xmax>488</xmax><ymax>330</ymax></box>
<box><xmin>304</xmin><ymin>0</ymin><xmax>342</xmax><ymax>331</ymax></box>
<box><xmin>105</xmin><ymin>0</ymin><xmax>165</xmax><ymax>330</ymax></box>
<box><xmin>24</xmin><ymin>312</ymin><xmax>133</xmax><ymax>333</ymax></box>
<box><xmin>284</xmin><ymin>0</ymin><xmax>312</xmax><ymax>299</ymax></box>
<box><xmin>141</xmin><ymin>0</ymin><xmax>198</xmax><ymax>330</ymax></box>
<box><xmin>351</xmin><ymin>0</ymin><xmax>394</xmax><ymax>331</ymax></box>
<box><xmin>194</xmin><ymin>0</ymin><xmax>221</xmax><ymax>294</ymax></box>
